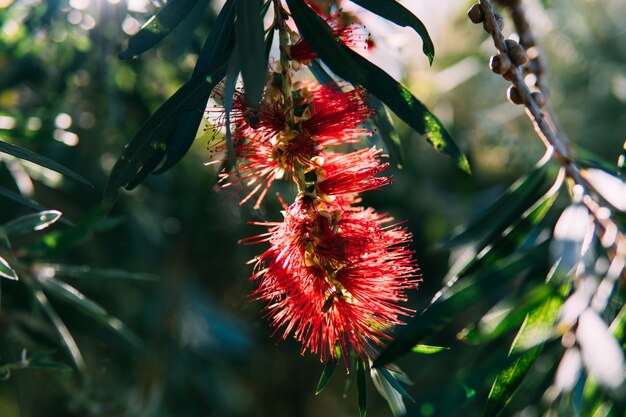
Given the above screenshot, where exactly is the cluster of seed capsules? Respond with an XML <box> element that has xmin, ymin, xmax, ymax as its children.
<box><xmin>208</xmin><ymin>1</ymin><xmax>419</xmax><ymax>365</ymax></box>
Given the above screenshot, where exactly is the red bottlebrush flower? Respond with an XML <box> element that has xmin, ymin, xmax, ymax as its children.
<box><xmin>316</xmin><ymin>147</ymin><xmax>391</xmax><ymax>198</ymax></box>
<box><xmin>209</xmin><ymin>83</ymin><xmax>374</xmax><ymax>208</ymax></box>
<box><xmin>245</xmin><ymin>198</ymin><xmax>419</xmax><ymax>362</ymax></box>
<box><xmin>289</xmin><ymin>13</ymin><xmax>369</xmax><ymax>62</ymax></box>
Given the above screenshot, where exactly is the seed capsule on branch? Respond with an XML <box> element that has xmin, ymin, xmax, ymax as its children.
<box><xmin>507</xmin><ymin>85</ymin><xmax>524</xmax><ymax>105</ymax></box>
<box><xmin>467</xmin><ymin>3</ymin><xmax>484</xmax><ymax>24</ymax></box>
<box><xmin>490</xmin><ymin>54</ymin><xmax>512</xmax><ymax>75</ymax></box>
<box><xmin>505</xmin><ymin>39</ymin><xmax>528</xmax><ymax>66</ymax></box>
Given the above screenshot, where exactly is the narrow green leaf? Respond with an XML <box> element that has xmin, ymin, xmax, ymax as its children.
<box><xmin>0</xmin><ymin>185</ymin><xmax>47</xmax><ymax>212</ymax></box>
<box><xmin>285</xmin><ymin>0</ymin><xmax>469</xmax><ymax>173</ymax></box>
<box><xmin>0</xmin><ymin>140</ymin><xmax>91</xmax><ymax>185</ymax></box>
<box><xmin>2</xmin><ymin>210</ymin><xmax>62</xmax><ymax>235</ymax></box>
<box><xmin>373</xmin><ymin>243</ymin><xmax>549</xmax><ymax>367</ymax></box>
<box><xmin>348</xmin><ymin>0</ymin><xmax>434</xmax><ymax>64</ymax></box>
<box><xmin>411</xmin><ymin>344</ymin><xmax>449</xmax><ymax>354</ymax></box>
<box><xmin>29</xmin><ymin>284</ymin><xmax>85</xmax><ymax>370</ymax></box>
<box><xmin>26</xmin><ymin>351</ymin><xmax>72</xmax><ymax>372</ymax></box>
<box><xmin>119</xmin><ymin>0</ymin><xmax>201</xmax><ymax>59</ymax></box>
<box><xmin>0</xmin><ymin>255</ymin><xmax>18</xmax><ymax>281</ymax></box>
<box><xmin>104</xmin><ymin>58</ymin><xmax>229</xmax><ymax>202</ymax></box>
<box><xmin>483</xmin><ymin>294</ymin><xmax>563</xmax><ymax>417</ymax></box>
<box><xmin>343</xmin><ymin>351</ymin><xmax>358</xmax><ymax>398</ymax></box>
<box><xmin>379</xmin><ymin>368</ymin><xmax>415</xmax><ymax>402</ymax></box>
<box><xmin>40</xmin><ymin>278</ymin><xmax>144</xmax><ymax>351</ymax></box>
<box><xmin>236</xmin><ymin>0</ymin><xmax>267</xmax><ymax>106</ymax></box>
<box><xmin>264</xmin><ymin>23</ymin><xmax>275</xmax><ymax>64</ymax></box>
<box><xmin>442</xmin><ymin>159</ymin><xmax>554</xmax><ymax>248</ymax></box>
<box><xmin>371</xmin><ymin>367</ymin><xmax>407</xmax><ymax>416</ymax></box>
<box><xmin>316</xmin><ymin>358</ymin><xmax>338</xmax><ymax>394</ymax></box>
<box><xmin>366</xmin><ymin>96</ymin><xmax>404</xmax><ymax>167</ymax></box>
<box><xmin>357</xmin><ymin>359</ymin><xmax>367</xmax><ymax>417</ymax></box>
<box><xmin>153</xmin><ymin>0</ymin><xmax>236</xmax><ymax>175</ymax></box>
<box><xmin>40</xmin><ymin>264</ymin><xmax>158</xmax><ymax>281</ymax></box>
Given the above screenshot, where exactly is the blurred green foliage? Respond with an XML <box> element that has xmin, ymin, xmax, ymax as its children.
<box><xmin>0</xmin><ymin>0</ymin><xmax>625</xmax><ymax>416</ymax></box>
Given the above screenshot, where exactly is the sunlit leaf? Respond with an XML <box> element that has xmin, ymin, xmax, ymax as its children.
<box><xmin>379</xmin><ymin>368</ymin><xmax>414</xmax><ymax>402</ymax></box>
<box><xmin>119</xmin><ymin>0</ymin><xmax>201</xmax><ymax>59</ymax></box>
<box><xmin>29</xmin><ymin>283</ymin><xmax>85</xmax><ymax>370</ymax></box>
<box><xmin>371</xmin><ymin>367</ymin><xmax>407</xmax><ymax>416</ymax></box>
<box><xmin>2</xmin><ymin>210</ymin><xmax>62</xmax><ymax>235</ymax></box>
<box><xmin>484</xmin><ymin>293</ymin><xmax>564</xmax><ymax>417</ymax></box>
<box><xmin>348</xmin><ymin>0</ymin><xmax>435</xmax><ymax>64</ymax></box>
<box><xmin>0</xmin><ymin>254</ymin><xmax>18</xmax><ymax>281</ymax></box>
<box><xmin>316</xmin><ymin>358</ymin><xmax>337</xmax><ymax>395</ymax></box>
<box><xmin>285</xmin><ymin>0</ymin><xmax>469</xmax><ymax>173</ymax></box>
<box><xmin>554</xmin><ymin>347</ymin><xmax>583</xmax><ymax>393</ymax></box>
<box><xmin>583</xmin><ymin>168</ymin><xmax>626</xmax><ymax>211</ymax></box>
<box><xmin>550</xmin><ymin>204</ymin><xmax>593</xmax><ymax>273</ymax></box>
<box><xmin>411</xmin><ymin>344</ymin><xmax>449</xmax><ymax>354</ymax></box>
<box><xmin>357</xmin><ymin>359</ymin><xmax>367</xmax><ymax>417</ymax></box>
<box><xmin>235</xmin><ymin>0</ymin><xmax>267</xmax><ymax>106</ymax></box>
<box><xmin>153</xmin><ymin>0</ymin><xmax>236</xmax><ymax>174</ymax></box>
<box><xmin>0</xmin><ymin>140</ymin><xmax>91</xmax><ymax>185</ymax></box>
<box><xmin>577</xmin><ymin>309</ymin><xmax>625</xmax><ymax>389</ymax></box>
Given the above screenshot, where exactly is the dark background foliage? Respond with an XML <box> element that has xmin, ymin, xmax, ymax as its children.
<box><xmin>0</xmin><ymin>0</ymin><xmax>624</xmax><ymax>416</ymax></box>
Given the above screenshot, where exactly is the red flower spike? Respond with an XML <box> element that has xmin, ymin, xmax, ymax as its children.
<box><xmin>209</xmin><ymin>83</ymin><xmax>374</xmax><ymax>208</ymax></box>
<box><xmin>316</xmin><ymin>147</ymin><xmax>391</xmax><ymax>197</ymax></box>
<box><xmin>289</xmin><ymin>12</ymin><xmax>369</xmax><ymax>62</ymax></box>
<box><xmin>249</xmin><ymin>199</ymin><xmax>419</xmax><ymax>363</ymax></box>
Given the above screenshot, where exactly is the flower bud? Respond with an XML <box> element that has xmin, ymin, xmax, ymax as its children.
<box><xmin>505</xmin><ymin>39</ymin><xmax>528</xmax><ymax>66</ymax></box>
<box><xmin>507</xmin><ymin>85</ymin><xmax>523</xmax><ymax>105</ymax></box>
<box><xmin>489</xmin><ymin>54</ymin><xmax>512</xmax><ymax>75</ymax></box>
<box><xmin>467</xmin><ymin>4</ymin><xmax>483</xmax><ymax>24</ymax></box>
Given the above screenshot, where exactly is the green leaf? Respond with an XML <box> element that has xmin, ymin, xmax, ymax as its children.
<box><xmin>105</xmin><ymin>59</ymin><xmax>229</xmax><ymax>202</ymax></box>
<box><xmin>0</xmin><ymin>185</ymin><xmax>47</xmax><ymax>211</ymax></box>
<box><xmin>411</xmin><ymin>344</ymin><xmax>449</xmax><ymax>354</ymax></box>
<box><xmin>119</xmin><ymin>0</ymin><xmax>201</xmax><ymax>59</ymax></box>
<box><xmin>0</xmin><ymin>140</ymin><xmax>91</xmax><ymax>186</ymax></box>
<box><xmin>343</xmin><ymin>350</ymin><xmax>358</xmax><ymax>397</ymax></box>
<box><xmin>450</xmin><ymin>168</ymin><xmax>562</xmax><ymax>285</ymax></box>
<box><xmin>0</xmin><ymin>254</ymin><xmax>18</xmax><ymax>281</ymax></box>
<box><xmin>442</xmin><ymin>159</ymin><xmax>555</xmax><ymax>248</ymax></box>
<box><xmin>371</xmin><ymin>367</ymin><xmax>407</xmax><ymax>416</ymax></box>
<box><xmin>357</xmin><ymin>359</ymin><xmax>367</xmax><ymax>417</ymax></box>
<box><xmin>373</xmin><ymin>243</ymin><xmax>549</xmax><ymax>367</ymax></box>
<box><xmin>366</xmin><ymin>96</ymin><xmax>404</xmax><ymax>168</ymax></box>
<box><xmin>26</xmin><ymin>351</ymin><xmax>72</xmax><ymax>372</ymax></box>
<box><xmin>484</xmin><ymin>294</ymin><xmax>564</xmax><ymax>417</ymax></box>
<box><xmin>348</xmin><ymin>0</ymin><xmax>434</xmax><ymax>64</ymax></box>
<box><xmin>40</xmin><ymin>264</ymin><xmax>158</xmax><ymax>281</ymax></box>
<box><xmin>29</xmin><ymin>284</ymin><xmax>85</xmax><ymax>370</ymax></box>
<box><xmin>235</xmin><ymin>0</ymin><xmax>267</xmax><ymax>106</ymax></box>
<box><xmin>40</xmin><ymin>278</ymin><xmax>144</xmax><ymax>351</ymax></box>
<box><xmin>2</xmin><ymin>210</ymin><xmax>62</xmax><ymax>235</ymax></box>
<box><xmin>379</xmin><ymin>368</ymin><xmax>415</xmax><ymax>402</ymax></box>
<box><xmin>285</xmin><ymin>0</ymin><xmax>469</xmax><ymax>173</ymax></box>
<box><xmin>316</xmin><ymin>358</ymin><xmax>338</xmax><ymax>395</ymax></box>
<box><xmin>153</xmin><ymin>0</ymin><xmax>236</xmax><ymax>175</ymax></box>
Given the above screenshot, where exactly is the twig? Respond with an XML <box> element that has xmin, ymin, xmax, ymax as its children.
<box><xmin>475</xmin><ymin>0</ymin><xmax>626</xmax><ymax>282</ymax></box>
